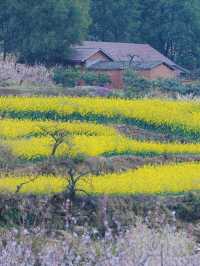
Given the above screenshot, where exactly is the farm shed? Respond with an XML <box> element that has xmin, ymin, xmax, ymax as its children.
<box><xmin>88</xmin><ymin>61</ymin><xmax>176</xmax><ymax>89</ymax></box>
<box><xmin>67</xmin><ymin>41</ymin><xmax>188</xmax><ymax>89</ymax></box>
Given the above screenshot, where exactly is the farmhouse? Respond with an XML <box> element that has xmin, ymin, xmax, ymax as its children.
<box><xmin>68</xmin><ymin>41</ymin><xmax>188</xmax><ymax>89</ymax></box>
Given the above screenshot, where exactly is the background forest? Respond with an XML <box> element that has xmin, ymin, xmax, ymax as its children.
<box><xmin>1</xmin><ymin>0</ymin><xmax>200</xmax><ymax>69</ymax></box>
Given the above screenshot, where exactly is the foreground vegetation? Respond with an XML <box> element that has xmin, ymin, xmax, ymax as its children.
<box><xmin>0</xmin><ymin>96</ymin><xmax>200</xmax><ymax>197</ymax></box>
<box><xmin>0</xmin><ymin>221</ymin><xmax>198</xmax><ymax>266</ymax></box>
<box><xmin>0</xmin><ymin>94</ymin><xmax>200</xmax><ymax>265</ymax></box>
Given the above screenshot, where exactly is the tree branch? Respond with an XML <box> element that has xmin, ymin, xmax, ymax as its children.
<box><xmin>16</xmin><ymin>176</ymin><xmax>39</xmax><ymax>194</ymax></box>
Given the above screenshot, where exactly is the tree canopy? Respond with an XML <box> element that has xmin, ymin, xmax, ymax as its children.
<box><xmin>90</xmin><ymin>0</ymin><xmax>200</xmax><ymax>69</ymax></box>
<box><xmin>89</xmin><ymin>0</ymin><xmax>140</xmax><ymax>42</ymax></box>
<box><xmin>1</xmin><ymin>0</ymin><xmax>200</xmax><ymax>69</ymax></box>
<box><xmin>0</xmin><ymin>0</ymin><xmax>90</xmax><ymax>65</ymax></box>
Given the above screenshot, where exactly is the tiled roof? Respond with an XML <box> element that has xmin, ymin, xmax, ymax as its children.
<box><xmin>88</xmin><ymin>60</ymin><xmax>175</xmax><ymax>71</ymax></box>
<box><xmin>72</xmin><ymin>41</ymin><xmax>189</xmax><ymax>73</ymax></box>
<box><xmin>88</xmin><ymin>61</ymin><xmax>125</xmax><ymax>70</ymax></box>
<box><xmin>135</xmin><ymin>61</ymin><xmax>175</xmax><ymax>70</ymax></box>
<box><xmin>75</xmin><ymin>41</ymin><xmax>175</xmax><ymax>66</ymax></box>
<box><xmin>68</xmin><ymin>47</ymin><xmax>114</xmax><ymax>63</ymax></box>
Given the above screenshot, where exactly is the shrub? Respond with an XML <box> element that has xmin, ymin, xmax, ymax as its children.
<box><xmin>82</xmin><ymin>72</ymin><xmax>111</xmax><ymax>86</ymax></box>
<box><xmin>186</xmin><ymin>83</ymin><xmax>200</xmax><ymax>96</ymax></box>
<box><xmin>97</xmin><ymin>73</ymin><xmax>111</xmax><ymax>86</ymax></box>
<box><xmin>123</xmin><ymin>69</ymin><xmax>200</xmax><ymax>98</ymax></box>
<box><xmin>152</xmin><ymin>79</ymin><xmax>200</xmax><ymax>96</ymax></box>
<box><xmin>152</xmin><ymin>78</ymin><xmax>188</xmax><ymax>94</ymax></box>
<box><xmin>175</xmin><ymin>192</ymin><xmax>200</xmax><ymax>222</ymax></box>
<box><xmin>0</xmin><ymin>145</ymin><xmax>16</xmax><ymax>170</ymax></box>
<box><xmin>82</xmin><ymin>71</ymin><xmax>98</xmax><ymax>86</ymax></box>
<box><xmin>53</xmin><ymin>67</ymin><xmax>81</xmax><ymax>87</ymax></box>
<box><xmin>123</xmin><ymin>69</ymin><xmax>152</xmax><ymax>97</ymax></box>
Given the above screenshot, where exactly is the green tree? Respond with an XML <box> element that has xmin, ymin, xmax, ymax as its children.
<box><xmin>18</xmin><ymin>0</ymin><xmax>90</xmax><ymax>65</ymax></box>
<box><xmin>89</xmin><ymin>0</ymin><xmax>200</xmax><ymax>69</ymax></box>
<box><xmin>138</xmin><ymin>0</ymin><xmax>200</xmax><ymax>69</ymax></box>
<box><xmin>0</xmin><ymin>0</ymin><xmax>19</xmax><ymax>60</ymax></box>
<box><xmin>89</xmin><ymin>0</ymin><xmax>140</xmax><ymax>42</ymax></box>
<box><xmin>0</xmin><ymin>0</ymin><xmax>90</xmax><ymax>65</ymax></box>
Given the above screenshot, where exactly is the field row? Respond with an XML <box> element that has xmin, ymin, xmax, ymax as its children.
<box><xmin>0</xmin><ymin>162</ymin><xmax>200</xmax><ymax>195</ymax></box>
<box><xmin>4</xmin><ymin>135</ymin><xmax>200</xmax><ymax>160</ymax></box>
<box><xmin>1</xmin><ymin>97</ymin><xmax>200</xmax><ymax>139</ymax></box>
<box><xmin>0</xmin><ymin>119</ymin><xmax>117</xmax><ymax>139</ymax></box>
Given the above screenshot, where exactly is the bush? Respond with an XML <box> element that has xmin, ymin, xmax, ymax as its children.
<box><xmin>53</xmin><ymin>68</ymin><xmax>81</xmax><ymax>87</ymax></box>
<box><xmin>82</xmin><ymin>72</ymin><xmax>111</xmax><ymax>86</ymax></box>
<box><xmin>53</xmin><ymin>69</ymin><xmax>111</xmax><ymax>88</ymax></box>
<box><xmin>123</xmin><ymin>69</ymin><xmax>152</xmax><ymax>98</ymax></box>
<box><xmin>153</xmin><ymin>79</ymin><xmax>200</xmax><ymax>96</ymax></box>
<box><xmin>175</xmin><ymin>192</ymin><xmax>200</xmax><ymax>222</ymax></box>
<box><xmin>152</xmin><ymin>78</ymin><xmax>187</xmax><ymax>94</ymax></box>
<box><xmin>82</xmin><ymin>72</ymin><xmax>98</xmax><ymax>86</ymax></box>
<box><xmin>0</xmin><ymin>145</ymin><xmax>16</xmax><ymax>170</ymax></box>
<box><xmin>186</xmin><ymin>83</ymin><xmax>200</xmax><ymax>96</ymax></box>
<box><xmin>97</xmin><ymin>73</ymin><xmax>111</xmax><ymax>86</ymax></box>
<box><xmin>123</xmin><ymin>69</ymin><xmax>200</xmax><ymax>98</ymax></box>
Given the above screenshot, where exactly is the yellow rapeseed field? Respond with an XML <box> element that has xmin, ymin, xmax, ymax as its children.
<box><xmin>0</xmin><ymin>97</ymin><xmax>200</xmax><ymax>135</ymax></box>
<box><xmin>0</xmin><ymin>119</ymin><xmax>117</xmax><ymax>139</ymax></box>
<box><xmin>0</xmin><ymin>163</ymin><xmax>200</xmax><ymax>195</ymax></box>
<box><xmin>1</xmin><ymin>97</ymin><xmax>200</xmax><ymax>196</ymax></box>
<box><xmin>4</xmin><ymin>135</ymin><xmax>200</xmax><ymax>159</ymax></box>
<box><xmin>0</xmin><ymin>176</ymin><xmax>66</xmax><ymax>195</ymax></box>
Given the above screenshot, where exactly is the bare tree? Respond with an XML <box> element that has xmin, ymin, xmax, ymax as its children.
<box><xmin>63</xmin><ymin>159</ymin><xmax>91</xmax><ymax>201</ymax></box>
<box><xmin>128</xmin><ymin>54</ymin><xmax>144</xmax><ymax>68</ymax></box>
<box><xmin>15</xmin><ymin>128</ymin><xmax>93</xmax><ymax>201</ymax></box>
<box><xmin>39</xmin><ymin>126</ymin><xmax>73</xmax><ymax>157</ymax></box>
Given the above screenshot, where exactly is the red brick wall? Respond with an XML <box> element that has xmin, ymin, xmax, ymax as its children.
<box><xmin>106</xmin><ymin>70</ymin><xmax>123</xmax><ymax>89</ymax></box>
<box><xmin>106</xmin><ymin>64</ymin><xmax>176</xmax><ymax>89</ymax></box>
<box><xmin>84</xmin><ymin>64</ymin><xmax>176</xmax><ymax>89</ymax></box>
<box><xmin>138</xmin><ymin>64</ymin><xmax>176</xmax><ymax>80</ymax></box>
<box><xmin>94</xmin><ymin>70</ymin><xmax>123</xmax><ymax>89</ymax></box>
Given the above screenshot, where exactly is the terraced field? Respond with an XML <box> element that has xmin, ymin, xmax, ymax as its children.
<box><xmin>0</xmin><ymin>96</ymin><xmax>200</xmax><ymax>195</ymax></box>
<box><xmin>0</xmin><ymin>162</ymin><xmax>200</xmax><ymax>195</ymax></box>
<box><xmin>1</xmin><ymin>96</ymin><xmax>200</xmax><ymax>139</ymax></box>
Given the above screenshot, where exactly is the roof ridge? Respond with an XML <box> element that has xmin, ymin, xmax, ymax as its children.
<box><xmin>84</xmin><ymin>40</ymin><xmax>149</xmax><ymax>45</ymax></box>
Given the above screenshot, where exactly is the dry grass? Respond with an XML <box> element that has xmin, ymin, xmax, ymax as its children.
<box><xmin>0</xmin><ymin>221</ymin><xmax>198</xmax><ymax>266</ymax></box>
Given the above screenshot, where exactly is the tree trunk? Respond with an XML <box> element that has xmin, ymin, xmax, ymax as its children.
<box><xmin>3</xmin><ymin>43</ymin><xmax>7</xmax><ymax>61</ymax></box>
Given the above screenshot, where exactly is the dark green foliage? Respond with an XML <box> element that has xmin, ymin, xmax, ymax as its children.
<box><xmin>82</xmin><ymin>72</ymin><xmax>111</xmax><ymax>86</ymax></box>
<box><xmin>97</xmin><ymin>73</ymin><xmax>111</xmax><ymax>86</ymax></box>
<box><xmin>0</xmin><ymin>0</ymin><xmax>17</xmax><ymax>59</ymax></box>
<box><xmin>123</xmin><ymin>69</ymin><xmax>152</xmax><ymax>97</ymax></box>
<box><xmin>89</xmin><ymin>0</ymin><xmax>140</xmax><ymax>42</ymax></box>
<box><xmin>2</xmin><ymin>0</ymin><xmax>200</xmax><ymax>69</ymax></box>
<box><xmin>0</xmin><ymin>0</ymin><xmax>90</xmax><ymax>65</ymax></box>
<box><xmin>152</xmin><ymin>79</ymin><xmax>187</xmax><ymax>94</ymax></box>
<box><xmin>122</xmin><ymin>70</ymin><xmax>200</xmax><ymax>97</ymax></box>
<box><xmin>0</xmin><ymin>145</ymin><xmax>16</xmax><ymax>170</ymax></box>
<box><xmin>82</xmin><ymin>72</ymin><xmax>98</xmax><ymax>86</ymax></box>
<box><xmin>53</xmin><ymin>68</ymin><xmax>111</xmax><ymax>87</ymax></box>
<box><xmin>153</xmin><ymin>79</ymin><xmax>200</xmax><ymax>96</ymax></box>
<box><xmin>175</xmin><ymin>193</ymin><xmax>200</xmax><ymax>222</ymax></box>
<box><xmin>185</xmin><ymin>83</ymin><xmax>200</xmax><ymax>96</ymax></box>
<box><xmin>138</xmin><ymin>0</ymin><xmax>200</xmax><ymax>69</ymax></box>
<box><xmin>90</xmin><ymin>0</ymin><xmax>200</xmax><ymax>70</ymax></box>
<box><xmin>53</xmin><ymin>68</ymin><xmax>81</xmax><ymax>87</ymax></box>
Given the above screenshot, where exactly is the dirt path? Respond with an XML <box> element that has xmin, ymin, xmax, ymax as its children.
<box><xmin>116</xmin><ymin>124</ymin><xmax>191</xmax><ymax>143</ymax></box>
